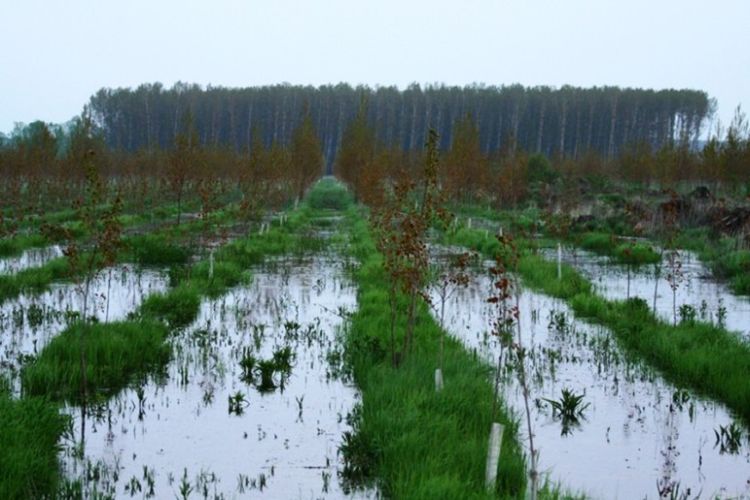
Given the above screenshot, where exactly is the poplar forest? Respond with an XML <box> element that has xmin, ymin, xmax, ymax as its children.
<box><xmin>2</xmin><ymin>82</ymin><xmax>750</xmax><ymax>499</ymax></box>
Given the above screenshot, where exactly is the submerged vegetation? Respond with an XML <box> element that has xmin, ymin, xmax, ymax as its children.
<box><xmin>0</xmin><ymin>79</ymin><xmax>748</xmax><ymax>499</ymax></box>
<box><xmin>446</xmin><ymin>224</ymin><xmax>750</xmax><ymax>424</ymax></box>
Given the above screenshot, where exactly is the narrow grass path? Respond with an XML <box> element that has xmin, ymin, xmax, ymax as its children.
<box><xmin>341</xmin><ymin>208</ymin><xmax>577</xmax><ymax>499</ymax></box>
<box><xmin>444</xmin><ymin>225</ymin><xmax>750</xmax><ymax>424</ymax></box>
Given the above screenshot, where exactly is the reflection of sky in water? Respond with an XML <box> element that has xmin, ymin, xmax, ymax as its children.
<box><xmin>542</xmin><ymin>246</ymin><xmax>750</xmax><ymax>338</ymax></box>
<box><xmin>0</xmin><ymin>265</ymin><xmax>168</xmax><ymax>390</ymax></box>
<box><xmin>63</xmin><ymin>256</ymin><xmax>376</xmax><ymax>499</ymax></box>
<box><xmin>432</xmin><ymin>258</ymin><xmax>750</xmax><ymax>499</ymax></box>
<box><xmin>0</xmin><ymin>245</ymin><xmax>63</xmax><ymax>275</ymax></box>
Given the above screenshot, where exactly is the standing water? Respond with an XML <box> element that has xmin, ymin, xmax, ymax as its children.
<box><xmin>0</xmin><ymin>265</ymin><xmax>168</xmax><ymax>390</ymax></box>
<box><xmin>545</xmin><ymin>246</ymin><xmax>750</xmax><ymax>337</ymax></box>
<box><xmin>433</xmin><ymin>260</ymin><xmax>750</xmax><ymax>499</ymax></box>
<box><xmin>0</xmin><ymin>245</ymin><xmax>63</xmax><ymax>275</ymax></box>
<box><xmin>62</xmin><ymin>256</ymin><xmax>377</xmax><ymax>499</ymax></box>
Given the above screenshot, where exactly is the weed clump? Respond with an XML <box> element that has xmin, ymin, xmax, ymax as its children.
<box><xmin>0</xmin><ymin>392</ymin><xmax>68</xmax><ymax>499</ymax></box>
<box><xmin>22</xmin><ymin>320</ymin><xmax>170</xmax><ymax>401</ymax></box>
<box><xmin>139</xmin><ymin>285</ymin><xmax>201</xmax><ymax>328</ymax></box>
<box><xmin>305</xmin><ymin>178</ymin><xmax>353</xmax><ymax>210</ymax></box>
<box><xmin>126</xmin><ymin>234</ymin><xmax>190</xmax><ymax>266</ymax></box>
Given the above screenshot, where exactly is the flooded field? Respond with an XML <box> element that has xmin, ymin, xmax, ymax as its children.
<box><xmin>0</xmin><ymin>245</ymin><xmax>63</xmax><ymax>275</ymax></box>
<box><xmin>0</xmin><ymin>265</ymin><xmax>168</xmax><ymax>389</ymax></box>
<box><xmin>61</xmin><ymin>256</ymin><xmax>376</xmax><ymax>499</ymax></box>
<box><xmin>544</xmin><ymin>246</ymin><xmax>750</xmax><ymax>338</ymax></box>
<box><xmin>433</xmin><ymin>261</ymin><xmax>750</xmax><ymax>499</ymax></box>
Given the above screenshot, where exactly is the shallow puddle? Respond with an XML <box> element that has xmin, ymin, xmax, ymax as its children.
<box><xmin>0</xmin><ymin>244</ymin><xmax>63</xmax><ymax>275</ymax></box>
<box><xmin>0</xmin><ymin>265</ymin><xmax>168</xmax><ymax>388</ymax></box>
<box><xmin>433</xmin><ymin>264</ymin><xmax>750</xmax><ymax>499</ymax></box>
<box><xmin>62</xmin><ymin>256</ymin><xmax>376</xmax><ymax>499</ymax></box>
<box><xmin>543</xmin><ymin>246</ymin><xmax>750</xmax><ymax>337</ymax></box>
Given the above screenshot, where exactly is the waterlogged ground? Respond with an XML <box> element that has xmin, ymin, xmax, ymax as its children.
<box><xmin>545</xmin><ymin>246</ymin><xmax>750</xmax><ymax>337</ymax></box>
<box><xmin>432</xmin><ymin>262</ymin><xmax>750</xmax><ymax>499</ymax></box>
<box><xmin>62</xmin><ymin>256</ymin><xmax>375</xmax><ymax>499</ymax></box>
<box><xmin>0</xmin><ymin>265</ymin><xmax>168</xmax><ymax>388</ymax></box>
<box><xmin>0</xmin><ymin>244</ymin><xmax>63</xmax><ymax>274</ymax></box>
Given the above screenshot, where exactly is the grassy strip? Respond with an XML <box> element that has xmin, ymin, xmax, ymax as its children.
<box><xmin>22</xmin><ymin>320</ymin><xmax>171</xmax><ymax>401</ymax></box>
<box><xmin>0</xmin><ymin>214</ymin><xmax>228</xmax><ymax>303</ymax></box>
<box><xmin>574</xmin><ymin>231</ymin><xmax>660</xmax><ymax>265</ymax></box>
<box><xmin>0</xmin><ymin>234</ymin><xmax>50</xmax><ymax>257</ymax></box>
<box><xmin>0</xmin><ymin>257</ymin><xmax>72</xmax><ymax>302</ymax></box>
<box><xmin>0</xmin><ymin>389</ymin><xmax>68</xmax><ymax>500</ymax></box>
<box><xmin>342</xmin><ymin>210</ymin><xmax>579</xmax><ymax>499</ymax></box>
<box><xmin>456</xmin><ymin>202</ymin><xmax>748</xmax><ymax>296</ymax></box>
<box><xmin>446</xmin><ymin>226</ymin><xmax>750</xmax><ymax>423</ymax></box>
<box><xmin>673</xmin><ymin>227</ymin><xmax>750</xmax><ymax>295</ymax></box>
<box><xmin>124</xmin><ymin>233</ymin><xmax>191</xmax><ymax>267</ymax></box>
<box><xmin>141</xmin><ymin>206</ymin><xmax>323</xmax><ymax>328</ymax></box>
<box><xmin>0</xmin><ymin>199</ymin><xmax>235</xmax><ymax>263</ymax></box>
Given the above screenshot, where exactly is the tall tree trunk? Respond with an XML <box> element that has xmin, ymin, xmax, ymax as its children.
<box><xmin>536</xmin><ymin>102</ymin><xmax>546</xmax><ymax>153</ymax></box>
<box><xmin>608</xmin><ymin>97</ymin><xmax>618</xmax><ymax>160</ymax></box>
<box><xmin>559</xmin><ymin>99</ymin><xmax>567</xmax><ymax>157</ymax></box>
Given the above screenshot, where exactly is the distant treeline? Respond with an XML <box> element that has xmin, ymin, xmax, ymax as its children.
<box><xmin>89</xmin><ymin>83</ymin><xmax>712</xmax><ymax>163</ymax></box>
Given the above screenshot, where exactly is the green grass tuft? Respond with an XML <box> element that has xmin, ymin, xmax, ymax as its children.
<box><xmin>125</xmin><ymin>234</ymin><xmax>190</xmax><ymax>266</ymax></box>
<box><xmin>305</xmin><ymin>177</ymin><xmax>354</xmax><ymax>210</ymax></box>
<box><xmin>0</xmin><ymin>392</ymin><xmax>68</xmax><ymax>499</ymax></box>
<box><xmin>22</xmin><ymin>320</ymin><xmax>170</xmax><ymax>402</ymax></box>
<box><xmin>139</xmin><ymin>284</ymin><xmax>202</xmax><ymax>328</ymax></box>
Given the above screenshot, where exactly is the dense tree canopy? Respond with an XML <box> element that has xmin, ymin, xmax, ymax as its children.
<box><xmin>88</xmin><ymin>83</ymin><xmax>712</xmax><ymax>164</ymax></box>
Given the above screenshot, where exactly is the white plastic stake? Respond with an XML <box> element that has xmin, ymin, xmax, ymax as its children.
<box><xmin>485</xmin><ymin>422</ymin><xmax>505</xmax><ymax>490</ymax></box>
<box><xmin>209</xmin><ymin>249</ymin><xmax>215</xmax><ymax>280</ymax></box>
<box><xmin>557</xmin><ymin>243</ymin><xmax>562</xmax><ymax>280</ymax></box>
<box><xmin>434</xmin><ymin>368</ymin><xmax>444</xmax><ymax>392</ymax></box>
<box><xmin>467</xmin><ymin>217</ymin><xmax>472</xmax><ymax>229</ymax></box>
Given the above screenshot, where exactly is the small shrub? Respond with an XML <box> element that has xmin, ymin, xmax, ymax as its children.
<box><xmin>139</xmin><ymin>285</ymin><xmax>201</xmax><ymax>328</ymax></box>
<box><xmin>305</xmin><ymin>178</ymin><xmax>354</xmax><ymax>210</ymax></box>
<box><xmin>126</xmin><ymin>234</ymin><xmax>190</xmax><ymax>266</ymax></box>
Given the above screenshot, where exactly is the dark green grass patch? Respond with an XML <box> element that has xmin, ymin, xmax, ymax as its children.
<box><xmin>612</xmin><ymin>242</ymin><xmax>660</xmax><ymax>266</ymax></box>
<box><xmin>124</xmin><ymin>234</ymin><xmax>190</xmax><ymax>267</ymax></box>
<box><xmin>578</xmin><ymin>232</ymin><xmax>660</xmax><ymax>265</ymax></box>
<box><xmin>305</xmin><ymin>177</ymin><xmax>354</xmax><ymax>210</ymax></box>
<box><xmin>139</xmin><ymin>284</ymin><xmax>202</xmax><ymax>328</ymax></box>
<box><xmin>0</xmin><ymin>391</ymin><xmax>68</xmax><ymax>499</ymax></box>
<box><xmin>0</xmin><ymin>234</ymin><xmax>49</xmax><ymax>257</ymax></box>
<box><xmin>22</xmin><ymin>320</ymin><xmax>170</xmax><ymax>402</ymax></box>
<box><xmin>578</xmin><ymin>232</ymin><xmax>614</xmax><ymax>254</ymax></box>
<box><xmin>0</xmin><ymin>257</ymin><xmax>71</xmax><ymax>303</ymax></box>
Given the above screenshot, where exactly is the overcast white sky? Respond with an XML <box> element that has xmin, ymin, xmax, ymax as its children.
<box><xmin>1</xmin><ymin>0</ymin><xmax>747</xmax><ymax>135</ymax></box>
